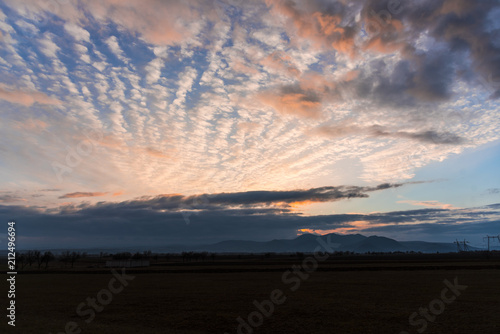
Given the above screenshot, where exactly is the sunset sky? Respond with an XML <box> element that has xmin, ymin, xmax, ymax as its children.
<box><xmin>0</xmin><ymin>0</ymin><xmax>499</xmax><ymax>249</ymax></box>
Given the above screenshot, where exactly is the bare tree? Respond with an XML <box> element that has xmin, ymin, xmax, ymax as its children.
<box><xmin>70</xmin><ymin>251</ymin><xmax>80</xmax><ymax>268</ymax></box>
<box><xmin>34</xmin><ymin>250</ymin><xmax>42</xmax><ymax>269</ymax></box>
<box><xmin>25</xmin><ymin>250</ymin><xmax>36</xmax><ymax>268</ymax></box>
<box><xmin>60</xmin><ymin>250</ymin><xmax>71</xmax><ymax>267</ymax></box>
<box><xmin>15</xmin><ymin>252</ymin><xmax>26</xmax><ymax>270</ymax></box>
<box><xmin>42</xmin><ymin>251</ymin><xmax>55</xmax><ymax>269</ymax></box>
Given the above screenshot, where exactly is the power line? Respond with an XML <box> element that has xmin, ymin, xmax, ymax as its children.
<box><xmin>483</xmin><ymin>235</ymin><xmax>500</xmax><ymax>252</ymax></box>
<box><xmin>454</xmin><ymin>239</ymin><xmax>470</xmax><ymax>252</ymax></box>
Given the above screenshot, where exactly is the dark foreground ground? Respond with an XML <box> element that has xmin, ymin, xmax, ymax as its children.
<box><xmin>1</xmin><ymin>254</ymin><xmax>499</xmax><ymax>334</ymax></box>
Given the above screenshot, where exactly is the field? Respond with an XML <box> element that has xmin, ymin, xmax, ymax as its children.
<box><xmin>2</xmin><ymin>253</ymin><xmax>500</xmax><ymax>333</ymax></box>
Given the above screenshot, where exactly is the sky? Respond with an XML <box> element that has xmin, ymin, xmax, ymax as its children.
<box><xmin>0</xmin><ymin>0</ymin><xmax>499</xmax><ymax>250</ymax></box>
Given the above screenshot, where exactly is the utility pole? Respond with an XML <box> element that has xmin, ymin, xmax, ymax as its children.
<box><xmin>462</xmin><ymin>239</ymin><xmax>470</xmax><ymax>252</ymax></box>
<box><xmin>454</xmin><ymin>239</ymin><xmax>470</xmax><ymax>252</ymax></box>
<box><xmin>484</xmin><ymin>235</ymin><xmax>500</xmax><ymax>251</ymax></box>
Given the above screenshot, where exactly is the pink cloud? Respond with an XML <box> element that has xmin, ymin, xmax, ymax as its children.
<box><xmin>0</xmin><ymin>86</ymin><xmax>61</xmax><ymax>106</ymax></box>
<box><xmin>265</xmin><ymin>0</ymin><xmax>357</xmax><ymax>56</ymax></box>
<box><xmin>258</xmin><ymin>89</ymin><xmax>322</xmax><ymax>119</ymax></box>
<box><xmin>6</xmin><ymin>0</ymin><xmax>200</xmax><ymax>45</ymax></box>
<box><xmin>260</xmin><ymin>51</ymin><xmax>301</xmax><ymax>77</ymax></box>
<box><xmin>398</xmin><ymin>200</ymin><xmax>461</xmax><ymax>210</ymax></box>
<box><xmin>59</xmin><ymin>192</ymin><xmax>108</xmax><ymax>199</ymax></box>
<box><xmin>14</xmin><ymin>119</ymin><xmax>49</xmax><ymax>131</ymax></box>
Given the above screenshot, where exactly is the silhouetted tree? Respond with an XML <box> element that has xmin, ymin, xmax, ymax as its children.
<box><xmin>60</xmin><ymin>251</ymin><xmax>71</xmax><ymax>267</ymax></box>
<box><xmin>42</xmin><ymin>251</ymin><xmax>55</xmax><ymax>269</ymax></box>
<box><xmin>26</xmin><ymin>250</ymin><xmax>36</xmax><ymax>268</ymax></box>
<box><xmin>16</xmin><ymin>252</ymin><xmax>26</xmax><ymax>270</ymax></box>
<box><xmin>34</xmin><ymin>250</ymin><xmax>42</xmax><ymax>269</ymax></box>
<box><xmin>182</xmin><ymin>251</ymin><xmax>194</xmax><ymax>262</ymax></box>
<box><xmin>70</xmin><ymin>252</ymin><xmax>80</xmax><ymax>268</ymax></box>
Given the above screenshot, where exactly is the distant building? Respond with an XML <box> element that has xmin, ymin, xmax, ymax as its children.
<box><xmin>105</xmin><ymin>260</ymin><xmax>150</xmax><ymax>268</ymax></box>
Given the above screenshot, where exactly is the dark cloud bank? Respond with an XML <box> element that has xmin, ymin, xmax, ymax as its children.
<box><xmin>2</xmin><ymin>184</ymin><xmax>499</xmax><ymax>249</ymax></box>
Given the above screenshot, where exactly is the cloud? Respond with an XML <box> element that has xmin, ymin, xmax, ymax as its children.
<box><xmin>14</xmin><ymin>119</ymin><xmax>48</xmax><ymax>131</ymax></box>
<box><xmin>5</xmin><ymin>0</ymin><xmax>203</xmax><ymax>45</ymax></box>
<box><xmin>105</xmin><ymin>36</ymin><xmax>129</xmax><ymax>64</ymax></box>
<box><xmin>64</xmin><ymin>23</ymin><xmax>91</xmax><ymax>42</ymax></box>
<box><xmin>59</xmin><ymin>192</ymin><xmax>108</xmax><ymax>199</ymax></box>
<box><xmin>63</xmin><ymin>183</ymin><xmax>407</xmax><ymax>213</ymax></box>
<box><xmin>0</xmin><ymin>194</ymin><xmax>25</xmax><ymax>203</ymax></box>
<box><xmin>2</xmin><ymin>200</ymin><xmax>499</xmax><ymax>249</ymax></box>
<box><xmin>315</xmin><ymin>123</ymin><xmax>467</xmax><ymax>145</ymax></box>
<box><xmin>39</xmin><ymin>33</ymin><xmax>60</xmax><ymax>58</ymax></box>
<box><xmin>0</xmin><ymin>86</ymin><xmax>61</xmax><ymax>106</ymax></box>
<box><xmin>258</xmin><ymin>85</ymin><xmax>323</xmax><ymax>118</ymax></box>
<box><xmin>0</xmin><ymin>0</ymin><xmax>499</xmax><ymax>215</ymax></box>
<box><xmin>372</xmin><ymin>128</ymin><xmax>468</xmax><ymax>145</ymax></box>
<box><xmin>145</xmin><ymin>57</ymin><xmax>164</xmax><ymax>84</ymax></box>
<box><xmin>265</xmin><ymin>0</ymin><xmax>358</xmax><ymax>56</ymax></box>
<box><xmin>397</xmin><ymin>200</ymin><xmax>461</xmax><ymax>210</ymax></box>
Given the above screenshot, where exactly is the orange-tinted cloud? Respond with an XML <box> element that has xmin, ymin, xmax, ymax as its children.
<box><xmin>343</xmin><ymin>70</ymin><xmax>360</xmax><ymax>82</ymax></box>
<box><xmin>112</xmin><ymin>191</ymin><xmax>125</xmax><ymax>197</ymax></box>
<box><xmin>266</xmin><ymin>0</ymin><xmax>357</xmax><ymax>56</ymax></box>
<box><xmin>288</xmin><ymin>200</ymin><xmax>316</xmax><ymax>209</ymax></box>
<box><xmin>260</xmin><ymin>51</ymin><xmax>301</xmax><ymax>77</ymax></box>
<box><xmin>59</xmin><ymin>192</ymin><xmax>108</xmax><ymax>199</ymax></box>
<box><xmin>298</xmin><ymin>72</ymin><xmax>336</xmax><ymax>92</ymax></box>
<box><xmin>0</xmin><ymin>86</ymin><xmax>61</xmax><ymax>106</ymax></box>
<box><xmin>14</xmin><ymin>119</ymin><xmax>49</xmax><ymax>131</ymax></box>
<box><xmin>258</xmin><ymin>89</ymin><xmax>322</xmax><ymax>119</ymax></box>
<box><xmin>363</xmin><ymin>36</ymin><xmax>406</xmax><ymax>54</ymax></box>
<box><xmin>398</xmin><ymin>200</ymin><xmax>461</xmax><ymax>210</ymax></box>
<box><xmin>231</xmin><ymin>60</ymin><xmax>259</xmax><ymax>75</ymax></box>
<box><xmin>143</xmin><ymin>147</ymin><xmax>172</xmax><ymax>159</ymax></box>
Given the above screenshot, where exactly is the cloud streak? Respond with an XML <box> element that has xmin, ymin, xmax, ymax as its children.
<box><xmin>59</xmin><ymin>192</ymin><xmax>108</xmax><ymax>199</ymax></box>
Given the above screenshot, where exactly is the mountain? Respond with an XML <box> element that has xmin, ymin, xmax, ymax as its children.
<box><xmin>10</xmin><ymin>233</ymin><xmax>475</xmax><ymax>255</ymax></box>
<box><xmin>192</xmin><ymin>233</ymin><xmax>466</xmax><ymax>253</ymax></box>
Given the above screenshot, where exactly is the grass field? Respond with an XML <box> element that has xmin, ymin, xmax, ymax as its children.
<box><xmin>2</xmin><ymin>256</ymin><xmax>500</xmax><ymax>333</ymax></box>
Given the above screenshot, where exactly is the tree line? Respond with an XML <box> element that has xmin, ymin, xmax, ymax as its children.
<box><xmin>15</xmin><ymin>250</ymin><xmax>87</xmax><ymax>270</ymax></box>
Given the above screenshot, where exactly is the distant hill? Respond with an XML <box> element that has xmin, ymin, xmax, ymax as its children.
<box><xmin>4</xmin><ymin>233</ymin><xmax>481</xmax><ymax>255</ymax></box>
<box><xmin>192</xmin><ymin>233</ymin><xmax>472</xmax><ymax>254</ymax></box>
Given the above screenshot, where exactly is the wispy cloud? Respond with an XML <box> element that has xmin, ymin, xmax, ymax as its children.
<box><xmin>397</xmin><ymin>200</ymin><xmax>461</xmax><ymax>210</ymax></box>
<box><xmin>59</xmin><ymin>192</ymin><xmax>108</xmax><ymax>199</ymax></box>
<box><xmin>0</xmin><ymin>85</ymin><xmax>61</xmax><ymax>106</ymax></box>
